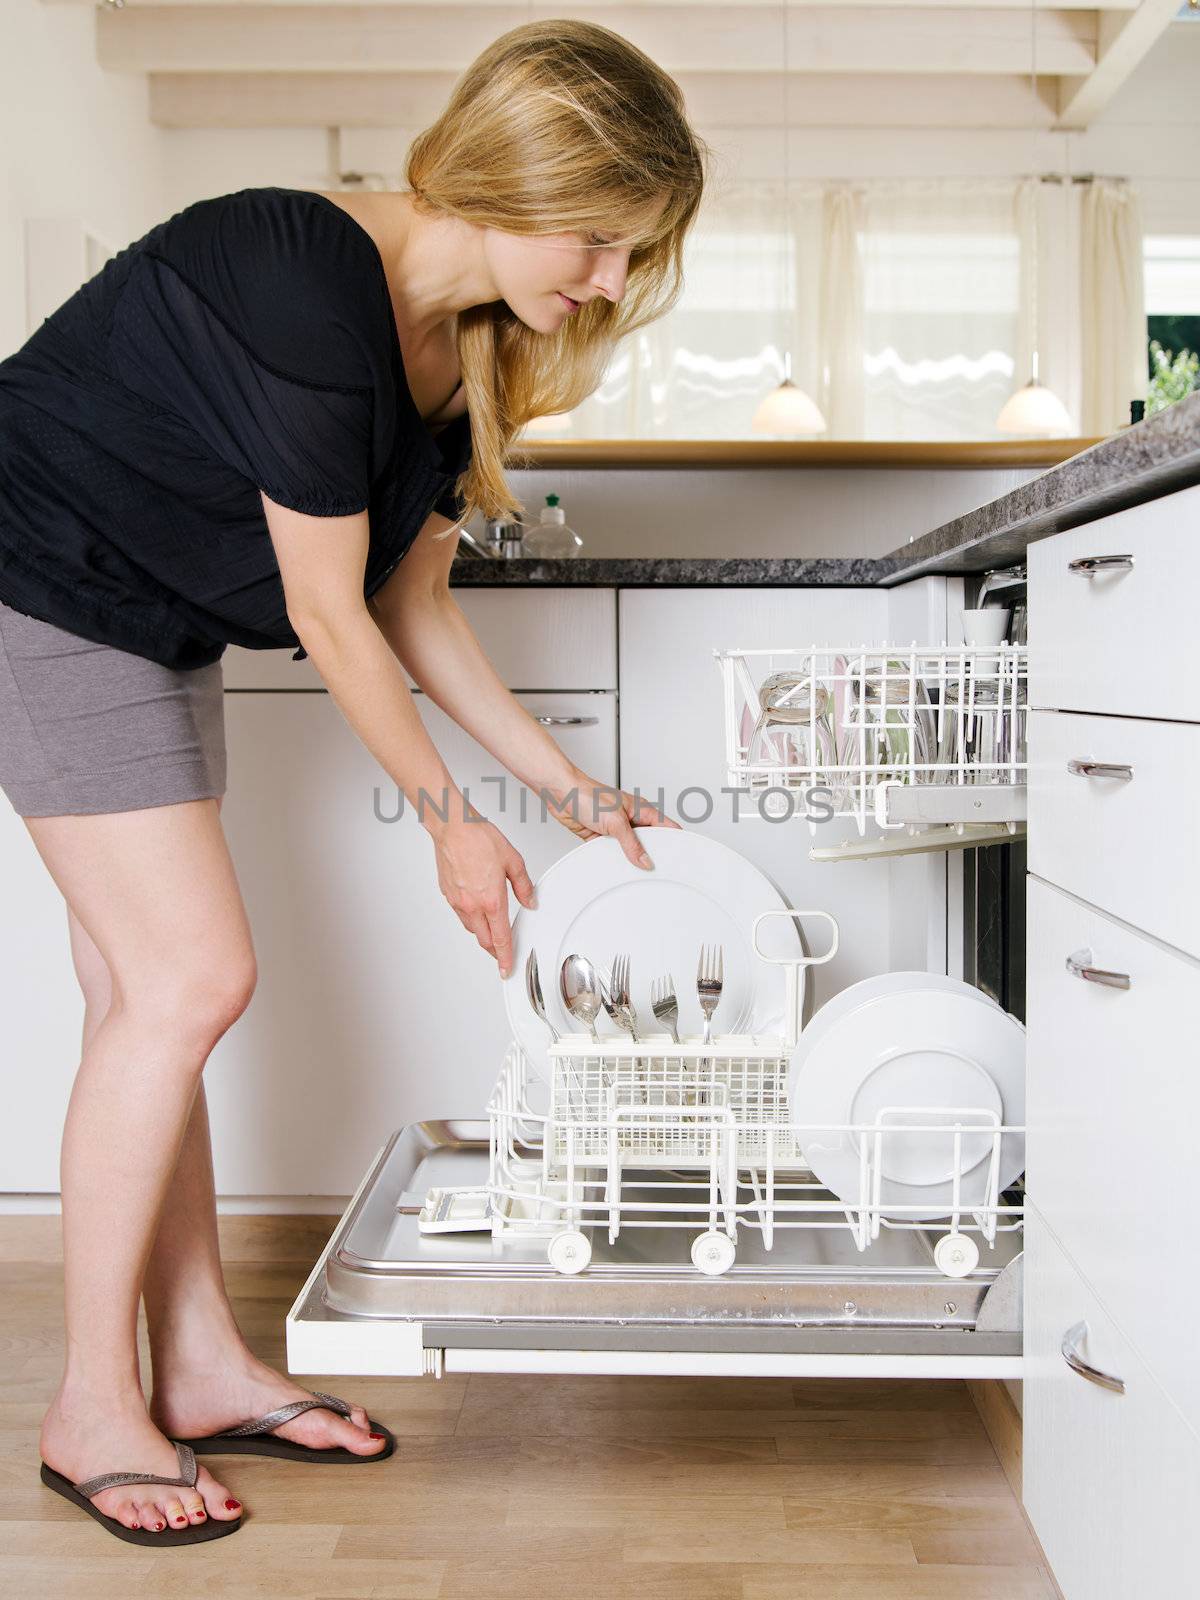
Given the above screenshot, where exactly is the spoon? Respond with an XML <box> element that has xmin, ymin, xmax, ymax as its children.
<box><xmin>560</xmin><ymin>953</ymin><xmax>604</xmax><ymax>1041</ymax></box>
<box><xmin>525</xmin><ymin>949</ymin><xmax>559</xmax><ymax>1042</ymax></box>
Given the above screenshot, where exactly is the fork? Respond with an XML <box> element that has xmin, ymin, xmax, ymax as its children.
<box><xmin>650</xmin><ymin>973</ymin><xmax>680</xmax><ymax>1044</ymax></box>
<box><xmin>607</xmin><ymin>952</ymin><xmax>640</xmax><ymax>1042</ymax></box>
<box><xmin>696</xmin><ymin>943</ymin><xmax>724</xmax><ymax>1044</ymax></box>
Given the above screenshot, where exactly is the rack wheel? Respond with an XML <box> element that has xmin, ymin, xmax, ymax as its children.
<box><xmin>548</xmin><ymin>1230</ymin><xmax>591</xmax><ymax>1275</ymax></box>
<box><xmin>934</xmin><ymin>1233</ymin><xmax>980</xmax><ymax>1279</ymax></box>
<box><xmin>691</xmin><ymin>1230</ymin><xmax>736</xmax><ymax>1276</ymax></box>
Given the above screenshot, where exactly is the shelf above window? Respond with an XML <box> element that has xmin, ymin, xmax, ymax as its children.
<box><xmin>507</xmin><ymin>439</ymin><xmax>1102</xmax><ymax>470</ymax></box>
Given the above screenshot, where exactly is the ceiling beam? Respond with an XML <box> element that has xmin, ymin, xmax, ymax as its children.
<box><xmin>149</xmin><ymin>68</ymin><xmax>1059</xmax><ymax>128</ymax></box>
<box><xmin>1055</xmin><ymin>0</ymin><xmax>1181</xmax><ymax>127</ymax></box>
<box><xmin>47</xmin><ymin>0</ymin><xmax>1137</xmax><ymax>8</ymax></box>
<box><xmin>99</xmin><ymin>4</ymin><xmax>1098</xmax><ymax>77</ymax></box>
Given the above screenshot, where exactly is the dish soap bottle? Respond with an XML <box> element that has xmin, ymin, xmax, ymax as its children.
<box><xmin>522</xmin><ymin>493</ymin><xmax>583</xmax><ymax>559</ymax></box>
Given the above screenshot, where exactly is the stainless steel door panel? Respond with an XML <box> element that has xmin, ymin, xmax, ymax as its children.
<box><xmin>287</xmin><ymin>1122</ymin><xmax>1023</xmax><ymax>1379</ymax></box>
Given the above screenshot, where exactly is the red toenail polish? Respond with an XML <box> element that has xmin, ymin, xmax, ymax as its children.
<box><xmin>156</xmin><ymin>1521</ymin><xmax>165</xmax><ymax>1531</ymax></box>
<box><xmin>175</xmin><ymin>1516</ymin><xmax>187</xmax><ymax>1524</ymax></box>
<box><xmin>369</xmin><ymin>1432</ymin><xmax>385</xmax><ymax>1440</ymax></box>
<box><xmin>131</xmin><ymin>1523</ymin><xmax>139</xmax><ymax>1530</ymax></box>
<box><xmin>225</xmin><ymin>1498</ymin><xmax>241</xmax><ymax>1511</ymax></box>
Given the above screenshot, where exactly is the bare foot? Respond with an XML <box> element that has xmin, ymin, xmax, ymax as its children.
<box><xmin>149</xmin><ymin>1353</ymin><xmax>388</xmax><ymax>1456</ymax></box>
<box><xmin>40</xmin><ymin>1387</ymin><xmax>244</xmax><ymax>1533</ymax></box>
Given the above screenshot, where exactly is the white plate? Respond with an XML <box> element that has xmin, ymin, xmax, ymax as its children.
<box><xmin>505</xmin><ymin>832</ymin><xmax>805</xmax><ymax>1082</ymax></box>
<box><xmin>789</xmin><ymin>989</ymin><xmax>1025</xmax><ymax>1220</ymax></box>
<box><xmin>800</xmin><ymin>971</ymin><xmax>1000</xmax><ymax>1059</ymax></box>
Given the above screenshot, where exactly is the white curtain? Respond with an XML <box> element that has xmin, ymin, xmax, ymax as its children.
<box><xmin>857</xmin><ymin>181</ymin><xmax>1026</xmax><ymax>441</ymax></box>
<box><xmin>559</xmin><ymin>175</ymin><xmax>1143</xmax><ymax>441</ymax></box>
<box><xmin>1080</xmin><ymin>178</ymin><xmax>1147</xmax><ymax>435</ymax></box>
<box><xmin>818</xmin><ymin>187</ymin><xmax>865</xmax><ymax>438</ymax></box>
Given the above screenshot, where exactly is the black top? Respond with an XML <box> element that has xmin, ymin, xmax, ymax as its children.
<box><xmin>0</xmin><ymin>186</ymin><xmax>473</xmax><ymax>668</ymax></box>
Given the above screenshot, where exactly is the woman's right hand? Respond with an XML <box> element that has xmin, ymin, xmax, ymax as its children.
<box><xmin>431</xmin><ymin>812</ymin><xmax>536</xmax><ymax>980</ymax></box>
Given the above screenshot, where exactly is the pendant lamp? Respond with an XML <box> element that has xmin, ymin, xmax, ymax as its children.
<box><xmin>753</xmin><ymin>355</ymin><xmax>828</xmax><ymax>435</ymax></box>
<box><xmin>996</xmin><ymin>359</ymin><xmax>1074</xmax><ymax>436</ymax></box>
<box><xmin>753</xmin><ymin>1</ymin><xmax>826</xmax><ymax>437</ymax></box>
<box><xmin>996</xmin><ymin>0</ymin><xmax>1073</xmax><ymax>437</ymax></box>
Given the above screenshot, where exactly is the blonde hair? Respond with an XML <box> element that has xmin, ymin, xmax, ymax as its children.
<box><xmin>404</xmin><ymin>19</ymin><xmax>709</xmax><ymax>527</ymax></box>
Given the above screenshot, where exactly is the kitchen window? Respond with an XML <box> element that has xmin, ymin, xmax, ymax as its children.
<box><xmin>1144</xmin><ymin>233</ymin><xmax>1200</xmax><ymax>410</ymax></box>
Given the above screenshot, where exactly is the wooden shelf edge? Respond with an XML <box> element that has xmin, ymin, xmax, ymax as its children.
<box><xmin>506</xmin><ymin>439</ymin><xmax>1104</xmax><ymax>470</ymax></box>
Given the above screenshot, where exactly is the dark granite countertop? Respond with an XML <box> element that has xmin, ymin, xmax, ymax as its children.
<box><xmin>881</xmin><ymin>390</ymin><xmax>1200</xmax><ymax>583</ymax></box>
<box><xmin>449</xmin><ymin>555</ymin><xmax>904</xmax><ymax>587</ymax></box>
<box><xmin>448</xmin><ymin>393</ymin><xmax>1200</xmax><ymax>590</ymax></box>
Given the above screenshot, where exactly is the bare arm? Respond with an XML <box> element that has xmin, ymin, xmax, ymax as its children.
<box><xmin>259</xmin><ymin>491</ymin><xmax>536</xmax><ymax>976</ymax></box>
<box><xmin>366</xmin><ymin>511</ymin><xmax>676</xmax><ymax>857</ymax></box>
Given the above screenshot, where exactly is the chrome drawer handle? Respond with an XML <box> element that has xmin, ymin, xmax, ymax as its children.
<box><xmin>1066</xmin><ymin>947</ymin><xmax>1131</xmax><ymax>990</ymax></box>
<box><xmin>534</xmin><ymin>715</ymin><xmax>599</xmax><ymax>727</ymax></box>
<box><xmin>1068</xmin><ymin>554</ymin><xmax>1134</xmax><ymax>575</ymax></box>
<box><xmin>1062</xmin><ymin>1321</ymin><xmax>1126</xmax><ymax>1394</ymax></box>
<box><xmin>1068</xmin><ymin>759</ymin><xmax>1134</xmax><ymax>782</ymax></box>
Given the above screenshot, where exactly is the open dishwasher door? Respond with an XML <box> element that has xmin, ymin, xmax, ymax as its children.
<box><xmin>287</xmin><ymin>1121</ymin><xmax>1023</xmax><ymax>1382</ymax></box>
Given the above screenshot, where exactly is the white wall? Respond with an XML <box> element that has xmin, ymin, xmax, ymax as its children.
<box><xmin>504</xmin><ymin>463</ymin><xmax>1041</xmax><ymax>560</ymax></box>
<box><xmin>0</xmin><ymin>0</ymin><xmax>165</xmax><ymax>359</ymax></box>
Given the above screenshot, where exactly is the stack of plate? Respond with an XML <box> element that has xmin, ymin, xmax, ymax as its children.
<box><xmin>788</xmin><ymin>974</ymin><xmax>1025</xmax><ymax>1220</ymax></box>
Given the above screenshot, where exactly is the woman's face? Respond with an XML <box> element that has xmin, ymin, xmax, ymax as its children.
<box><xmin>484</xmin><ymin>200</ymin><xmax>666</xmax><ymax>333</ymax></box>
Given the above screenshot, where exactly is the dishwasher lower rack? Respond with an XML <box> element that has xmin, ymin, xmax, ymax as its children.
<box><xmin>285</xmin><ymin>1121</ymin><xmax>1024</xmax><ymax>1383</ymax></box>
<box><xmin>475</xmin><ymin>1043</ymin><xmax>1022</xmax><ymax>1282</ymax></box>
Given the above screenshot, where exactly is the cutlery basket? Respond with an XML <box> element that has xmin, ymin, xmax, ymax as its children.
<box><xmin>716</xmin><ymin>643</ymin><xmax>1028</xmax><ymax>832</ymax></box>
<box><xmin>535</xmin><ymin>904</ymin><xmax>837</xmax><ymax>1168</ymax></box>
<box><xmin>544</xmin><ymin>1036</ymin><xmax>805</xmax><ymax>1167</ymax></box>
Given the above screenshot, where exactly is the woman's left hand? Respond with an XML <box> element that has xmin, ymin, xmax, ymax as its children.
<box><xmin>544</xmin><ymin>767</ymin><xmax>681</xmax><ymax>869</ymax></box>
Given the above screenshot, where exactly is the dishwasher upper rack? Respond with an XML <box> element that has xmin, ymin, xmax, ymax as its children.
<box><xmin>715</xmin><ymin>643</ymin><xmax>1028</xmax><ymax>834</ymax></box>
<box><xmin>462</xmin><ymin>1042</ymin><xmax>1025</xmax><ymax>1280</ymax></box>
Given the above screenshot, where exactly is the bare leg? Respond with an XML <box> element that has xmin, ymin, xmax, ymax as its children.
<box><xmin>64</xmin><ymin>808</ymin><xmax>384</xmax><ymax>1458</ymax></box>
<box><xmin>34</xmin><ymin>797</ymin><xmax>251</xmax><ymax>1534</ymax></box>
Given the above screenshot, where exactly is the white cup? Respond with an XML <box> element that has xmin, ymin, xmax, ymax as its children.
<box><xmin>962</xmin><ymin>608</ymin><xmax>1010</xmax><ymax>647</ymax></box>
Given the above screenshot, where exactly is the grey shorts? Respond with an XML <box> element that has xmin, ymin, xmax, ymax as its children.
<box><xmin>0</xmin><ymin>598</ymin><xmax>226</xmax><ymax>817</ymax></box>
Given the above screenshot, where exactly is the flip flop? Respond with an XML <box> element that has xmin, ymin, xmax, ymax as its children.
<box><xmin>39</xmin><ymin>1439</ymin><xmax>242</xmax><ymax>1546</ymax></box>
<box><xmin>177</xmin><ymin>1388</ymin><xmax>396</xmax><ymax>1464</ymax></box>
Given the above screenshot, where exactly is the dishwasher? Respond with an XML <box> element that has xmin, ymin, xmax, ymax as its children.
<box><xmin>287</xmin><ymin>588</ymin><xmax>1028</xmax><ymax>1385</ymax></box>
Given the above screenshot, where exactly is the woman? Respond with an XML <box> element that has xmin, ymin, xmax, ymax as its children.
<box><xmin>0</xmin><ymin>20</ymin><xmax>706</xmax><ymax>1545</ymax></box>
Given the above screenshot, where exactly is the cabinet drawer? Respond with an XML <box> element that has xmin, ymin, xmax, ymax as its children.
<box><xmin>223</xmin><ymin>587</ymin><xmax>617</xmax><ymax>690</ymax></box>
<box><xmin>1023</xmin><ymin>1206</ymin><xmax>1200</xmax><ymax>1600</ymax></box>
<box><xmin>1026</xmin><ymin>875</ymin><xmax>1200</xmax><ymax>1430</ymax></box>
<box><xmin>1027</xmin><ymin>483</ymin><xmax>1200</xmax><ymax>721</ymax></box>
<box><xmin>1028</xmin><ymin>709</ymin><xmax>1200</xmax><ymax>959</ymax></box>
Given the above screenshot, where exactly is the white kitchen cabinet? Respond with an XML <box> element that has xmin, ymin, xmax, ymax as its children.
<box><xmin>1026</xmin><ymin>873</ymin><xmax>1200</xmax><ymax>1433</ymax></box>
<box><xmin>0</xmin><ymin>803</ymin><xmax>83</xmax><ymax>1191</ymax></box>
<box><xmin>222</xmin><ymin>586</ymin><xmax>617</xmax><ymax>692</ymax></box>
<box><xmin>205</xmin><ymin>687</ymin><xmax>617</xmax><ymax>1196</ymax></box>
<box><xmin>1027</xmin><ymin>483</ymin><xmax>1200</xmax><ymax>722</ymax></box>
<box><xmin>1022</xmin><ymin>484</ymin><xmax>1200</xmax><ymax>1596</ymax></box>
<box><xmin>1024</xmin><ymin>1205</ymin><xmax>1200</xmax><ymax>1600</ymax></box>
<box><xmin>1027</xmin><ymin>708</ymin><xmax>1200</xmax><ymax>961</ymax></box>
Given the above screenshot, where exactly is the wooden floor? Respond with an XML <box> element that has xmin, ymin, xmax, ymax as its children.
<box><xmin>0</xmin><ymin>1228</ymin><xmax>1058</xmax><ymax>1600</ymax></box>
